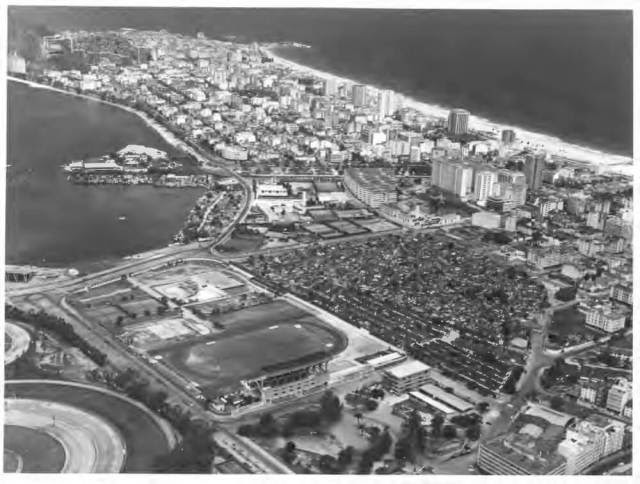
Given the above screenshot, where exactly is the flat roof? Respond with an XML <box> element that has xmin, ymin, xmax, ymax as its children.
<box><xmin>366</xmin><ymin>352</ymin><xmax>405</xmax><ymax>367</ymax></box>
<box><xmin>419</xmin><ymin>383</ymin><xmax>474</xmax><ymax>412</ymax></box>
<box><xmin>409</xmin><ymin>391</ymin><xmax>455</xmax><ymax>414</ymax></box>
<box><xmin>384</xmin><ymin>360</ymin><xmax>431</xmax><ymax>379</ymax></box>
<box><xmin>523</xmin><ymin>404</ymin><xmax>573</xmax><ymax>428</ymax></box>
<box><xmin>345</xmin><ymin>168</ymin><xmax>396</xmax><ymax>190</ymax></box>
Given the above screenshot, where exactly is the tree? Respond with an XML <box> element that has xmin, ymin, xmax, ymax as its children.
<box><xmin>555</xmin><ymin>286</ymin><xmax>577</xmax><ymax>302</ymax></box>
<box><xmin>466</xmin><ymin>423</ymin><xmax>481</xmax><ymax>441</ymax></box>
<box><xmin>394</xmin><ymin>437</ymin><xmax>411</xmax><ymax>462</ymax></box>
<box><xmin>364</xmin><ymin>399</ymin><xmax>379</xmax><ymax>412</ymax></box>
<box><xmin>337</xmin><ymin>446</ymin><xmax>354</xmax><ymax>468</ymax></box>
<box><xmin>550</xmin><ymin>395</ymin><xmax>565</xmax><ymax>411</ymax></box>
<box><xmin>442</xmin><ymin>425</ymin><xmax>457</xmax><ymax>439</ymax></box>
<box><xmin>320</xmin><ymin>390</ymin><xmax>342</xmax><ymax>422</ymax></box>
<box><xmin>476</xmin><ymin>402</ymin><xmax>490</xmax><ymax>414</ymax></box>
<box><xmin>318</xmin><ymin>454</ymin><xmax>338</xmax><ymax>474</ymax></box>
<box><xmin>431</xmin><ymin>413</ymin><xmax>444</xmax><ymax>438</ymax></box>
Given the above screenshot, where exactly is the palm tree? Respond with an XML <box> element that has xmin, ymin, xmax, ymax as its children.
<box><xmin>354</xmin><ymin>412</ymin><xmax>363</xmax><ymax>426</ymax></box>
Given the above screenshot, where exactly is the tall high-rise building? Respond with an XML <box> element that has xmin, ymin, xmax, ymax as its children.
<box><xmin>352</xmin><ymin>84</ymin><xmax>367</xmax><ymax>107</ymax></box>
<box><xmin>474</xmin><ymin>169</ymin><xmax>497</xmax><ymax>203</ymax></box>
<box><xmin>431</xmin><ymin>159</ymin><xmax>474</xmax><ymax>199</ymax></box>
<box><xmin>524</xmin><ymin>154</ymin><xmax>544</xmax><ymax>191</ymax></box>
<box><xmin>378</xmin><ymin>89</ymin><xmax>399</xmax><ymax>118</ymax></box>
<box><xmin>501</xmin><ymin>129</ymin><xmax>516</xmax><ymax>144</ymax></box>
<box><xmin>447</xmin><ymin>108</ymin><xmax>470</xmax><ymax>135</ymax></box>
<box><xmin>323</xmin><ymin>78</ymin><xmax>338</xmax><ymax>97</ymax></box>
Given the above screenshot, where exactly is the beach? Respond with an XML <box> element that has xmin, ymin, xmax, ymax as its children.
<box><xmin>266</xmin><ymin>47</ymin><xmax>634</xmax><ymax>177</ymax></box>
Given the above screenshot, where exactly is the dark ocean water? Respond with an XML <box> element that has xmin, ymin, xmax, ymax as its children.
<box><xmin>9</xmin><ymin>7</ymin><xmax>633</xmax><ymax>155</ymax></box>
<box><xmin>7</xmin><ymin>81</ymin><xmax>201</xmax><ymax>267</ymax></box>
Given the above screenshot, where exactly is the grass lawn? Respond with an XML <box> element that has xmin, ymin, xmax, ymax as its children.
<box><xmin>3</xmin><ymin>425</ymin><xmax>66</xmax><ymax>472</ymax></box>
<box><xmin>5</xmin><ymin>382</ymin><xmax>172</xmax><ymax>472</ymax></box>
<box><xmin>218</xmin><ymin>232</ymin><xmax>266</xmax><ymax>253</ymax></box>
<box><xmin>153</xmin><ymin>301</ymin><xmax>347</xmax><ymax>397</ymax></box>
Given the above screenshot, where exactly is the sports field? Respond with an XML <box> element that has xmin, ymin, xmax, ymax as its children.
<box><xmin>4</xmin><ymin>425</ymin><xmax>66</xmax><ymax>472</ymax></box>
<box><xmin>5</xmin><ymin>381</ymin><xmax>174</xmax><ymax>472</ymax></box>
<box><xmin>152</xmin><ymin>300</ymin><xmax>347</xmax><ymax>397</ymax></box>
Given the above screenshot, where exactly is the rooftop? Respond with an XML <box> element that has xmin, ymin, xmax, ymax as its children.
<box><xmin>418</xmin><ymin>383</ymin><xmax>474</xmax><ymax>412</ymax></box>
<box><xmin>345</xmin><ymin>168</ymin><xmax>397</xmax><ymax>191</ymax></box>
<box><xmin>384</xmin><ymin>360</ymin><xmax>431</xmax><ymax>379</ymax></box>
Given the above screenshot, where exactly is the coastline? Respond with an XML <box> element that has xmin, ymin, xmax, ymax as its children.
<box><xmin>265</xmin><ymin>47</ymin><xmax>634</xmax><ymax>177</ymax></box>
<box><xmin>8</xmin><ymin>76</ymin><xmax>210</xmax><ymax>167</ymax></box>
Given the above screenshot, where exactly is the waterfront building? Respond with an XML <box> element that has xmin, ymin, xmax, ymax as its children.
<box><xmin>383</xmin><ymin>360</ymin><xmax>432</xmax><ymax>394</ymax></box>
<box><xmin>524</xmin><ymin>154</ymin><xmax>544</xmax><ymax>191</ymax></box>
<box><xmin>378</xmin><ymin>89</ymin><xmax>399</xmax><ymax>118</ymax></box>
<box><xmin>501</xmin><ymin>129</ymin><xmax>516</xmax><ymax>144</ymax></box>
<box><xmin>352</xmin><ymin>84</ymin><xmax>367</xmax><ymax>108</ymax></box>
<box><xmin>343</xmin><ymin>168</ymin><xmax>397</xmax><ymax>208</ymax></box>
<box><xmin>323</xmin><ymin>78</ymin><xmax>338</xmax><ymax>97</ymax></box>
<box><xmin>447</xmin><ymin>108</ymin><xmax>470</xmax><ymax>135</ymax></box>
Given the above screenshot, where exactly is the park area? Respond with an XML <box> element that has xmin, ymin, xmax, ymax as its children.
<box><xmin>549</xmin><ymin>307</ymin><xmax>600</xmax><ymax>348</ymax></box>
<box><xmin>150</xmin><ymin>300</ymin><xmax>347</xmax><ymax>397</ymax></box>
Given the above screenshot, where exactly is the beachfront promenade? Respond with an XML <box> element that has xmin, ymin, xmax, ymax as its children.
<box><xmin>264</xmin><ymin>47</ymin><xmax>633</xmax><ymax>175</ymax></box>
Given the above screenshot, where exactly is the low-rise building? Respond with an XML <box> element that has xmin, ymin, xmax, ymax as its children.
<box><xmin>383</xmin><ymin>360</ymin><xmax>431</xmax><ymax>394</ymax></box>
<box><xmin>256</xmin><ymin>183</ymin><xmax>289</xmax><ymax>198</ymax></box>
<box><xmin>585</xmin><ymin>304</ymin><xmax>627</xmax><ymax>333</ymax></box>
<box><xmin>344</xmin><ymin>168</ymin><xmax>397</xmax><ymax>208</ymax></box>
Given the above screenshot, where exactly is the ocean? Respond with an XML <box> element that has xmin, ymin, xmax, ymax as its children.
<box><xmin>9</xmin><ymin>7</ymin><xmax>633</xmax><ymax>155</ymax></box>
<box><xmin>6</xmin><ymin>81</ymin><xmax>202</xmax><ymax>267</ymax></box>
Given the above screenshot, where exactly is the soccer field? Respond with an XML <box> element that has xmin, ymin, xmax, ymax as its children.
<box><xmin>153</xmin><ymin>300</ymin><xmax>347</xmax><ymax>397</ymax></box>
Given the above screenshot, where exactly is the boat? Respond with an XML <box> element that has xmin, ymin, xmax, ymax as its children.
<box><xmin>118</xmin><ymin>216</ymin><xmax>127</xmax><ymax>221</ymax></box>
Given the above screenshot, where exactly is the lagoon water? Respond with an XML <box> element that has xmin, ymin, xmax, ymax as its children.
<box><xmin>6</xmin><ymin>81</ymin><xmax>201</xmax><ymax>267</ymax></box>
<box><xmin>6</xmin><ymin>9</ymin><xmax>633</xmax><ymax>265</ymax></box>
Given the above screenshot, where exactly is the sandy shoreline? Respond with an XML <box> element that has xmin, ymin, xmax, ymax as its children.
<box><xmin>265</xmin><ymin>47</ymin><xmax>634</xmax><ymax>176</ymax></box>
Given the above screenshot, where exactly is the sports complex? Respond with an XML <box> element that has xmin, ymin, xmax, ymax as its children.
<box><xmin>64</xmin><ymin>258</ymin><xmax>392</xmax><ymax>415</ymax></box>
<box><xmin>150</xmin><ymin>299</ymin><xmax>348</xmax><ymax>398</ymax></box>
<box><xmin>3</xmin><ymin>380</ymin><xmax>176</xmax><ymax>473</ymax></box>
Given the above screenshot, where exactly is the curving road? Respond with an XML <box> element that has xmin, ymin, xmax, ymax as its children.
<box><xmin>4</xmin><ymin>398</ymin><xmax>127</xmax><ymax>473</ymax></box>
<box><xmin>5</xmin><ymin>322</ymin><xmax>31</xmax><ymax>365</ymax></box>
